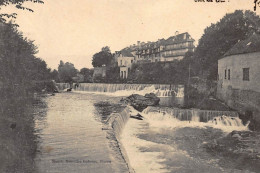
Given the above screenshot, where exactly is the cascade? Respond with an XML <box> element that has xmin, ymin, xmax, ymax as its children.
<box><xmin>210</xmin><ymin>115</ymin><xmax>244</xmax><ymax>126</ymax></box>
<box><xmin>143</xmin><ymin>106</ymin><xmax>244</xmax><ymax>126</ymax></box>
<box><xmin>56</xmin><ymin>83</ymin><xmax>185</xmax><ymax>97</ymax></box>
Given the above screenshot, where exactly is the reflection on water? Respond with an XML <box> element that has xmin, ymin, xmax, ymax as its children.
<box><xmin>34</xmin><ymin>93</ymin><xmax>128</xmax><ymax>173</ymax></box>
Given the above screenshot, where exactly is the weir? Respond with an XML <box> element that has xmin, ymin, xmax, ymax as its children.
<box><xmin>104</xmin><ymin>107</ymin><xmax>135</xmax><ymax>173</ymax></box>
<box><xmin>143</xmin><ymin>106</ymin><xmax>239</xmax><ymax>123</ymax></box>
<box><xmin>56</xmin><ymin>83</ymin><xmax>184</xmax><ymax>97</ymax></box>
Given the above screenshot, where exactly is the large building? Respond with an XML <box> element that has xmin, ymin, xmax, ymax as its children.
<box><xmin>217</xmin><ymin>34</ymin><xmax>260</xmax><ymax>124</ymax></box>
<box><xmin>116</xmin><ymin>32</ymin><xmax>195</xmax><ymax>78</ymax></box>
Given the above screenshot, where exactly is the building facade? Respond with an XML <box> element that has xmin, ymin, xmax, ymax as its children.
<box><xmin>116</xmin><ymin>32</ymin><xmax>195</xmax><ymax>78</ymax></box>
<box><xmin>217</xmin><ymin>34</ymin><xmax>260</xmax><ymax>124</ymax></box>
<box><xmin>116</xmin><ymin>50</ymin><xmax>135</xmax><ymax>79</ymax></box>
<box><xmin>135</xmin><ymin>32</ymin><xmax>195</xmax><ymax>62</ymax></box>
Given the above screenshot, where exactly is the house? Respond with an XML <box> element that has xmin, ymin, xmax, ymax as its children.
<box><xmin>117</xmin><ymin>49</ymin><xmax>135</xmax><ymax>79</ymax></box>
<box><xmin>217</xmin><ymin>33</ymin><xmax>260</xmax><ymax>123</ymax></box>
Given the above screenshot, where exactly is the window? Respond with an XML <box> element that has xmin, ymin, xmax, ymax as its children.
<box><xmin>243</xmin><ymin>68</ymin><xmax>250</xmax><ymax>81</ymax></box>
<box><xmin>224</xmin><ymin>69</ymin><xmax>227</xmax><ymax>79</ymax></box>
<box><xmin>228</xmin><ymin>69</ymin><xmax>230</xmax><ymax>80</ymax></box>
<box><xmin>131</xmin><ymin>60</ymin><xmax>133</xmax><ymax>63</ymax></box>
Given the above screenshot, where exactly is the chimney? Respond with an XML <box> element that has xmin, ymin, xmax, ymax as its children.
<box><xmin>175</xmin><ymin>31</ymin><xmax>179</xmax><ymax>36</ymax></box>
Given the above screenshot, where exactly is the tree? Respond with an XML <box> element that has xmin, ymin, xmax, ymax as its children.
<box><xmin>92</xmin><ymin>46</ymin><xmax>113</xmax><ymax>67</ymax></box>
<box><xmin>80</xmin><ymin>67</ymin><xmax>93</xmax><ymax>82</ymax></box>
<box><xmin>0</xmin><ymin>0</ymin><xmax>44</xmax><ymax>24</ymax></box>
<box><xmin>0</xmin><ymin>22</ymin><xmax>54</xmax><ymax>96</ymax></box>
<box><xmin>193</xmin><ymin>10</ymin><xmax>260</xmax><ymax>80</ymax></box>
<box><xmin>58</xmin><ymin>61</ymin><xmax>78</xmax><ymax>83</ymax></box>
<box><xmin>50</xmin><ymin>69</ymin><xmax>59</xmax><ymax>82</ymax></box>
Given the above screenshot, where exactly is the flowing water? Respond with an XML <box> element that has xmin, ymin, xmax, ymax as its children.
<box><xmin>33</xmin><ymin>92</ymin><xmax>129</xmax><ymax>173</ymax></box>
<box><xmin>121</xmin><ymin>107</ymin><xmax>260</xmax><ymax>173</ymax></box>
<box><xmin>7</xmin><ymin>84</ymin><xmax>258</xmax><ymax>173</ymax></box>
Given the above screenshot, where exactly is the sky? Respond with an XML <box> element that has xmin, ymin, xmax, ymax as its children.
<box><xmin>1</xmin><ymin>0</ymin><xmax>259</xmax><ymax>70</ymax></box>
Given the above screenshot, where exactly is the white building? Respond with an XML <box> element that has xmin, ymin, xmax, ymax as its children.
<box><xmin>117</xmin><ymin>50</ymin><xmax>135</xmax><ymax>79</ymax></box>
<box><xmin>217</xmin><ymin>34</ymin><xmax>260</xmax><ymax>124</ymax></box>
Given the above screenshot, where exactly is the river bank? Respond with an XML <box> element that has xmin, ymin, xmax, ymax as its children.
<box><xmin>0</xmin><ymin>94</ymin><xmax>41</xmax><ymax>173</ymax></box>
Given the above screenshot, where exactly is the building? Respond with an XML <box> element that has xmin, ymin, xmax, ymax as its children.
<box><xmin>135</xmin><ymin>32</ymin><xmax>195</xmax><ymax>62</ymax></box>
<box><xmin>117</xmin><ymin>49</ymin><xmax>135</xmax><ymax>79</ymax></box>
<box><xmin>116</xmin><ymin>32</ymin><xmax>195</xmax><ymax>78</ymax></box>
<box><xmin>217</xmin><ymin>34</ymin><xmax>260</xmax><ymax>123</ymax></box>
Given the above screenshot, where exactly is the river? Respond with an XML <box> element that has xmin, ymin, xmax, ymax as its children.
<box><xmin>2</xmin><ymin>87</ymin><xmax>259</xmax><ymax>173</ymax></box>
<box><xmin>33</xmin><ymin>92</ymin><xmax>128</xmax><ymax>173</ymax></box>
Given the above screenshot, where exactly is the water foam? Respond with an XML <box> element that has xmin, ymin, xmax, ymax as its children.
<box><xmin>142</xmin><ymin>108</ymin><xmax>248</xmax><ymax>133</ymax></box>
<box><xmin>70</xmin><ymin>84</ymin><xmax>184</xmax><ymax>98</ymax></box>
<box><xmin>121</xmin><ymin>107</ymin><xmax>170</xmax><ymax>173</ymax></box>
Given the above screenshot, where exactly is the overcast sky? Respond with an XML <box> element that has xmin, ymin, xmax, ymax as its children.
<box><xmin>1</xmin><ymin>0</ymin><xmax>259</xmax><ymax>70</ymax></box>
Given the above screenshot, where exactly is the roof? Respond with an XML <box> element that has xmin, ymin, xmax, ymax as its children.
<box><xmin>224</xmin><ymin>33</ymin><xmax>260</xmax><ymax>57</ymax></box>
<box><xmin>126</xmin><ymin>32</ymin><xmax>195</xmax><ymax>52</ymax></box>
<box><xmin>161</xmin><ymin>32</ymin><xmax>195</xmax><ymax>46</ymax></box>
<box><xmin>120</xmin><ymin>48</ymin><xmax>134</xmax><ymax>57</ymax></box>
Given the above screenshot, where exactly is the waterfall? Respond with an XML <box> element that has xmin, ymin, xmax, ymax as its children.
<box><xmin>56</xmin><ymin>83</ymin><xmax>185</xmax><ymax>97</ymax></box>
<box><xmin>210</xmin><ymin>116</ymin><xmax>244</xmax><ymax>126</ymax></box>
<box><xmin>142</xmin><ymin>107</ymin><xmax>248</xmax><ymax>132</ymax></box>
<box><xmin>105</xmin><ymin>107</ymin><xmax>135</xmax><ymax>173</ymax></box>
<box><xmin>107</xmin><ymin>108</ymin><xmax>131</xmax><ymax>137</ymax></box>
<box><xmin>143</xmin><ymin>106</ymin><xmax>241</xmax><ymax>124</ymax></box>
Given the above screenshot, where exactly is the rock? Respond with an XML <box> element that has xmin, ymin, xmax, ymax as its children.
<box><xmin>248</xmin><ymin>119</ymin><xmax>260</xmax><ymax>131</ymax></box>
<box><xmin>123</xmin><ymin>93</ymin><xmax>160</xmax><ymax>112</ymax></box>
<box><xmin>130</xmin><ymin>115</ymin><xmax>143</xmax><ymax>120</ymax></box>
<box><xmin>232</xmin><ymin>133</ymin><xmax>242</xmax><ymax>140</ymax></box>
<box><xmin>130</xmin><ymin>113</ymin><xmax>144</xmax><ymax>120</ymax></box>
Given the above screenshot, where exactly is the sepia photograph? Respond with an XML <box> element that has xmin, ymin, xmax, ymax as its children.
<box><xmin>0</xmin><ymin>0</ymin><xmax>260</xmax><ymax>172</ymax></box>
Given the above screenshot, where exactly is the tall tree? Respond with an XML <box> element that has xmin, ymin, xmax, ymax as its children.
<box><xmin>80</xmin><ymin>67</ymin><xmax>93</xmax><ymax>82</ymax></box>
<box><xmin>0</xmin><ymin>22</ymin><xmax>53</xmax><ymax>95</ymax></box>
<box><xmin>58</xmin><ymin>61</ymin><xmax>78</xmax><ymax>83</ymax></box>
<box><xmin>193</xmin><ymin>10</ymin><xmax>260</xmax><ymax>80</ymax></box>
<box><xmin>92</xmin><ymin>46</ymin><xmax>113</xmax><ymax>67</ymax></box>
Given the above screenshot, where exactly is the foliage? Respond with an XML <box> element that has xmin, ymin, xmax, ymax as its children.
<box><xmin>0</xmin><ymin>0</ymin><xmax>44</xmax><ymax>23</ymax></box>
<box><xmin>127</xmin><ymin>60</ymin><xmax>191</xmax><ymax>84</ymax></box>
<box><xmin>92</xmin><ymin>46</ymin><xmax>113</xmax><ymax>67</ymax></box>
<box><xmin>193</xmin><ymin>10</ymin><xmax>260</xmax><ymax>80</ymax></box>
<box><xmin>105</xmin><ymin>66</ymin><xmax>120</xmax><ymax>83</ymax></box>
<box><xmin>57</xmin><ymin>60</ymin><xmax>78</xmax><ymax>83</ymax></box>
<box><xmin>79</xmin><ymin>67</ymin><xmax>93</xmax><ymax>82</ymax></box>
<box><xmin>0</xmin><ymin>22</ymin><xmax>54</xmax><ymax>95</ymax></box>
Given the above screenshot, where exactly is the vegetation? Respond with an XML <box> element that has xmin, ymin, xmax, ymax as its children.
<box><xmin>92</xmin><ymin>46</ymin><xmax>113</xmax><ymax>67</ymax></box>
<box><xmin>0</xmin><ymin>22</ymin><xmax>57</xmax><ymax>96</ymax></box>
<box><xmin>79</xmin><ymin>67</ymin><xmax>93</xmax><ymax>83</ymax></box>
<box><xmin>193</xmin><ymin>10</ymin><xmax>260</xmax><ymax>81</ymax></box>
<box><xmin>57</xmin><ymin>60</ymin><xmax>78</xmax><ymax>83</ymax></box>
<box><xmin>0</xmin><ymin>0</ymin><xmax>44</xmax><ymax>23</ymax></box>
<box><xmin>117</xmin><ymin>10</ymin><xmax>260</xmax><ymax>86</ymax></box>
